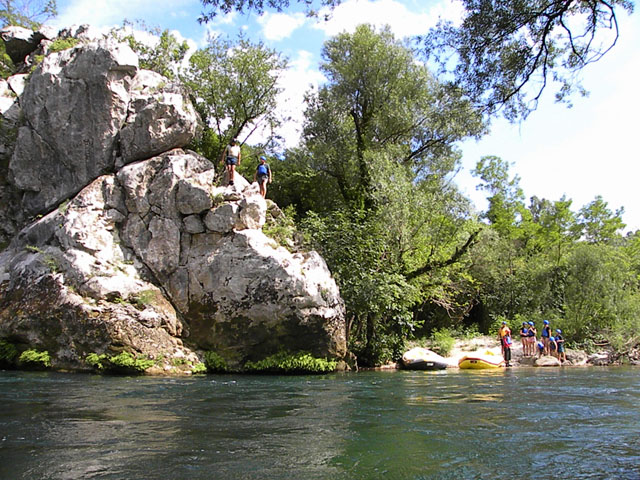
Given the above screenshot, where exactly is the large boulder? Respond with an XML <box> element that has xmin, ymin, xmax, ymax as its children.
<box><xmin>7</xmin><ymin>37</ymin><xmax>198</xmax><ymax>217</ymax></box>
<box><xmin>0</xmin><ymin>26</ymin><xmax>52</xmax><ymax>64</ymax></box>
<box><xmin>0</xmin><ymin>149</ymin><xmax>346</xmax><ymax>371</ymax></box>
<box><xmin>534</xmin><ymin>355</ymin><xmax>562</xmax><ymax>367</ymax></box>
<box><xmin>0</xmin><ymin>29</ymin><xmax>347</xmax><ymax>374</ymax></box>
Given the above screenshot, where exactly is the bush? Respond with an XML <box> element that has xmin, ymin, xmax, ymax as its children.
<box><xmin>244</xmin><ymin>351</ymin><xmax>337</xmax><ymax>374</ymax></box>
<box><xmin>430</xmin><ymin>328</ymin><xmax>455</xmax><ymax>356</ymax></box>
<box><xmin>204</xmin><ymin>351</ymin><xmax>229</xmax><ymax>373</ymax></box>
<box><xmin>0</xmin><ymin>340</ymin><xmax>18</xmax><ymax>366</ymax></box>
<box><xmin>192</xmin><ymin>363</ymin><xmax>207</xmax><ymax>374</ymax></box>
<box><xmin>48</xmin><ymin>37</ymin><xmax>80</xmax><ymax>54</ymax></box>
<box><xmin>18</xmin><ymin>349</ymin><xmax>51</xmax><ymax>368</ymax></box>
<box><xmin>85</xmin><ymin>352</ymin><xmax>154</xmax><ymax>374</ymax></box>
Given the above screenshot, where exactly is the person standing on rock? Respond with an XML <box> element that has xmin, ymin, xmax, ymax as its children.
<box><xmin>541</xmin><ymin>320</ymin><xmax>551</xmax><ymax>355</ymax></box>
<box><xmin>254</xmin><ymin>155</ymin><xmax>272</xmax><ymax>198</ymax></box>
<box><xmin>519</xmin><ymin>322</ymin><xmax>529</xmax><ymax>356</ymax></box>
<box><xmin>548</xmin><ymin>334</ymin><xmax>558</xmax><ymax>358</ymax></box>
<box><xmin>222</xmin><ymin>138</ymin><xmax>241</xmax><ymax>186</ymax></box>
<box><xmin>555</xmin><ymin>329</ymin><xmax>566</xmax><ymax>362</ymax></box>
<box><xmin>527</xmin><ymin>321</ymin><xmax>537</xmax><ymax>356</ymax></box>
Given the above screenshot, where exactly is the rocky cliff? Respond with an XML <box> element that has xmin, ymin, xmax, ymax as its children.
<box><xmin>0</xmin><ymin>26</ymin><xmax>347</xmax><ymax>374</ymax></box>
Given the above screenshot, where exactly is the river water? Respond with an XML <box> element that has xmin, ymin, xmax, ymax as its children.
<box><xmin>0</xmin><ymin>367</ymin><xmax>638</xmax><ymax>480</ymax></box>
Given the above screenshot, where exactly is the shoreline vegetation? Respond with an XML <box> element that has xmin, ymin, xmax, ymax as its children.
<box><xmin>2</xmin><ymin>335</ymin><xmax>638</xmax><ymax>376</ymax></box>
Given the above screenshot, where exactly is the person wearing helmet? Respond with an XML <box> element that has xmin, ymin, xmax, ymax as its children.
<box><xmin>548</xmin><ymin>334</ymin><xmax>558</xmax><ymax>357</ymax></box>
<box><xmin>499</xmin><ymin>321</ymin><xmax>512</xmax><ymax>366</ymax></box>
<box><xmin>526</xmin><ymin>321</ymin><xmax>537</xmax><ymax>356</ymax></box>
<box><xmin>541</xmin><ymin>320</ymin><xmax>551</xmax><ymax>355</ymax></box>
<box><xmin>254</xmin><ymin>155</ymin><xmax>272</xmax><ymax>198</ymax></box>
<box><xmin>222</xmin><ymin>138</ymin><xmax>242</xmax><ymax>186</ymax></box>
<box><xmin>519</xmin><ymin>322</ymin><xmax>529</xmax><ymax>357</ymax></box>
<box><xmin>555</xmin><ymin>329</ymin><xmax>566</xmax><ymax>362</ymax></box>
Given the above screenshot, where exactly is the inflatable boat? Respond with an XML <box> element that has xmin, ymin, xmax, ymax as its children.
<box><xmin>458</xmin><ymin>350</ymin><xmax>505</xmax><ymax>369</ymax></box>
<box><xmin>401</xmin><ymin>347</ymin><xmax>448</xmax><ymax>370</ymax></box>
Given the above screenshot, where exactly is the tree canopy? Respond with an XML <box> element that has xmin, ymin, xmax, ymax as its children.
<box><xmin>0</xmin><ymin>0</ymin><xmax>56</xmax><ymax>29</ymax></box>
<box><xmin>424</xmin><ymin>0</ymin><xmax>635</xmax><ymax>119</ymax></box>
<box><xmin>182</xmin><ymin>35</ymin><xmax>287</xmax><ymax>163</ymax></box>
<box><xmin>199</xmin><ymin>0</ymin><xmax>634</xmax><ymax>120</ymax></box>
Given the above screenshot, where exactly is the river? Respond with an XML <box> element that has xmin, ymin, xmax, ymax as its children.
<box><xmin>0</xmin><ymin>367</ymin><xmax>638</xmax><ymax>480</ymax></box>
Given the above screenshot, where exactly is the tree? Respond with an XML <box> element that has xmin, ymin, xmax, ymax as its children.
<box><xmin>298</xmin><ymin>25</ymin><xmax>484</xmax><ymax>364</ymax></box>
<box><xmin>0</xmin><ymin>0</ymin><xmax>56</xmax><ymax>29</ymax></box>
<box><xmin>199</xmin><ymin>0</ymin><xmax>634</xmax><ymax>119</ymax></box>
<box><xmin>109</xmin><ymin>22</ymin><xmax>189</xmax><ymax>80</ymax></box>
<box><xmin>472</xmin><ymin>155</ymin><xmax>530</xmax><ymax>238</ymax></box>
<box><xmin>574</xmin><ymin>195</ymin><xmax>626</xmax><ymax>244</ymax></box>
<box><xmin>561</xmin><ymin>242</ymin><xmax>640</xmax><ymax>349</ymax></box>
<box><xmin>304</xmin><ymin>24</ymin><xmax>484</xmax><ymax>210</ymax></box>
<box><xmin>182</xmin><ymin>35</ymin><xmax>287</xmax><ymax>164</ymax></box>
<box><xmin>424</xmin><ymin>0</ymin><xmax>635</xmax><ymax>119</ymax></box>
<box><xmin>198</xmin><ymin>0</ymin><xmax>340</xmax><ymax>20</ymax></box>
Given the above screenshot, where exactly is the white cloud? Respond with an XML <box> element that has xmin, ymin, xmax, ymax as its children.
<box><xmin>312</xmin><ymin>0</ymin><xmax>464</xmax><ymax>38</ymax></box>
<box><xmin>258</xmin><ymin>12</ymin><xmax>307</xmax><ymax>42</ymax></box>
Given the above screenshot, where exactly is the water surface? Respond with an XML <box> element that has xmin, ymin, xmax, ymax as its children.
<box><xmin>1</xmin><ymin>367</ymin><xmax>638</xmax><ymax>479</ymax></box>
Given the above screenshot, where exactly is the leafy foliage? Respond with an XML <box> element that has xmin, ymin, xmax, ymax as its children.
<box><xmin>430</xmin><ymin>328</ymin><xmax>455</xmax><ymax>356</ymax></box>
<box><xmin>18</xmin><ymin>348</ymin><xmax>51</xmax><ymax>368</ymax></box>
<box><xmin>198</xmin><ymin>0</ymin><xmax>341</xmax><ymax>20</ymax></box>
<box><xmin>199</xmin><ymin>0</ymin><xmax>632</xmax><ymax>120</ymax></box>
<box><xmin>295</xmin><ymin>25</ymin><xmax>485</xmax><ymax>365</ymax></box>
<box><xmin>424</xmin><ymin>0</ymin><xmax>635</xmax><ymax>119</ymax></box>
<box><xmin>0</xmin><ymin>0</ymin><xmax>57</xmax><ymax>29</ymax></box>
<box><xmin>109</xmin><ymin>22</ymin><xmax>189</xmax><ymax>80</ymax></box>
<box><xmin>243</xmin><ymin>351</ymin><xmax>337</xmax><ymax>374</ymax></box>
<box><xmin>0</xmin><ymin>339</ymin><xmax>18</xmax><ymax>365</ymax></box>
<box><xmin>204</xmin><ymin>351</ymin><xmax>229</xmax><ymax>373</ymax></box>
<box><xmin>47</xmin><ymin>37</ymin><xmax>79</xmax><ymax>54</ymax></box>
<box><xmin>85</xmin><ymin>352</ymin><xmax>154</xmax><ymax>373</ymax></box>
<box><xmin>182</xmin><ymin>35</ymin><xmax>287</xmax><ymax>164</ymax></box>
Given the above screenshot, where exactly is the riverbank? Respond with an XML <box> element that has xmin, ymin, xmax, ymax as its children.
<box><xmin>389</xmin><ymin>335</ymin><xmax>640</xmax><ymax>370</ymax></box>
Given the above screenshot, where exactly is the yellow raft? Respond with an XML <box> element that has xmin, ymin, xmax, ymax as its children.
<box><xmin>458</xmin><ymin>350</ymin><xmax>505</xmax><ymax>369</ymax></box>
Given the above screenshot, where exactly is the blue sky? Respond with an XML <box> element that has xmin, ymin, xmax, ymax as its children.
<box><xmin>49</xmin><ymin>0</ymin><xmax>640</xmax><ymax>231</ymax></box>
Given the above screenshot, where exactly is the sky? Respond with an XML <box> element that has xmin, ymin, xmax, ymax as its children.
<box><xmin>48</xmin><ymin>0</ymin><xmax>640</xmax><ymax>231</ymax></box>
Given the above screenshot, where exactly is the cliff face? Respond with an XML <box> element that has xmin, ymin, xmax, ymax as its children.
<box><xmin>0</xmin><ymin>26</ymin><xmax>347</xmax><ymax>373</ymax></box>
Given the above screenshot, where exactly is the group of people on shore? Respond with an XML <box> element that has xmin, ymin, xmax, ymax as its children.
<box><xmin>499</xmin><ymin>320</ymin><xmax>566</xmax><ymax>366</ymax></box>
<box><xmin>221</xmin><ymin>138</ymin><xmax>272</xmax><ymax>198</ymax></box>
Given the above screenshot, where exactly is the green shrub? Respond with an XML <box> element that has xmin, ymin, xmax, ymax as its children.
<box><xmin>85</xmin><ymin>352</ymin><xmax>153</xmax><ymax>373</ymax></box>
<box><xmin>132</xmin><ymin>289</ymin><xmax>158</xmax><ymax>308</ymax></box>
<box><xmin>18</xmin><ymin>349</ymin><xmax>51</xmax><ymax>368</ymax></box>
<box><xmin>86</xmin><ymin>353</ymin><xmax>107</xmax><ymax>369</ymax></box>
<box><xmin>48</xmin><ymin>37</ymin><xmax>80</xmax><ymax>54</ymax></box>
<box><xmin>191</xmin><ymin>362</ymin><xmax>207</xmax><ymax>374</ymax></box>
<box><xmin>243</xmin><ymin>351</ymin><xmax>337</xmax><ymax>374</ymax></box>
<box><xmin>0</xmin><ymin>340</ymin><xmax>18</xmax><ymax>365</ymax></box>
<box><xmin>110</xmin><ymin>352</ymin><xmax>154</xmax><ymax>371</ymax></box>
<box><xmin>430</xmin><ymin>328</ymin><xmax>455</xmax><ymax>356</ymax></box>
<box><xmin>262</xmin><ymin>205</ymin><xmax>298</xmax><ymax>251</ymax></box>
<box><xmin>204</xmin><ymin>351</ymin><xmax>229</xmax><ymax>373</ymax></box>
